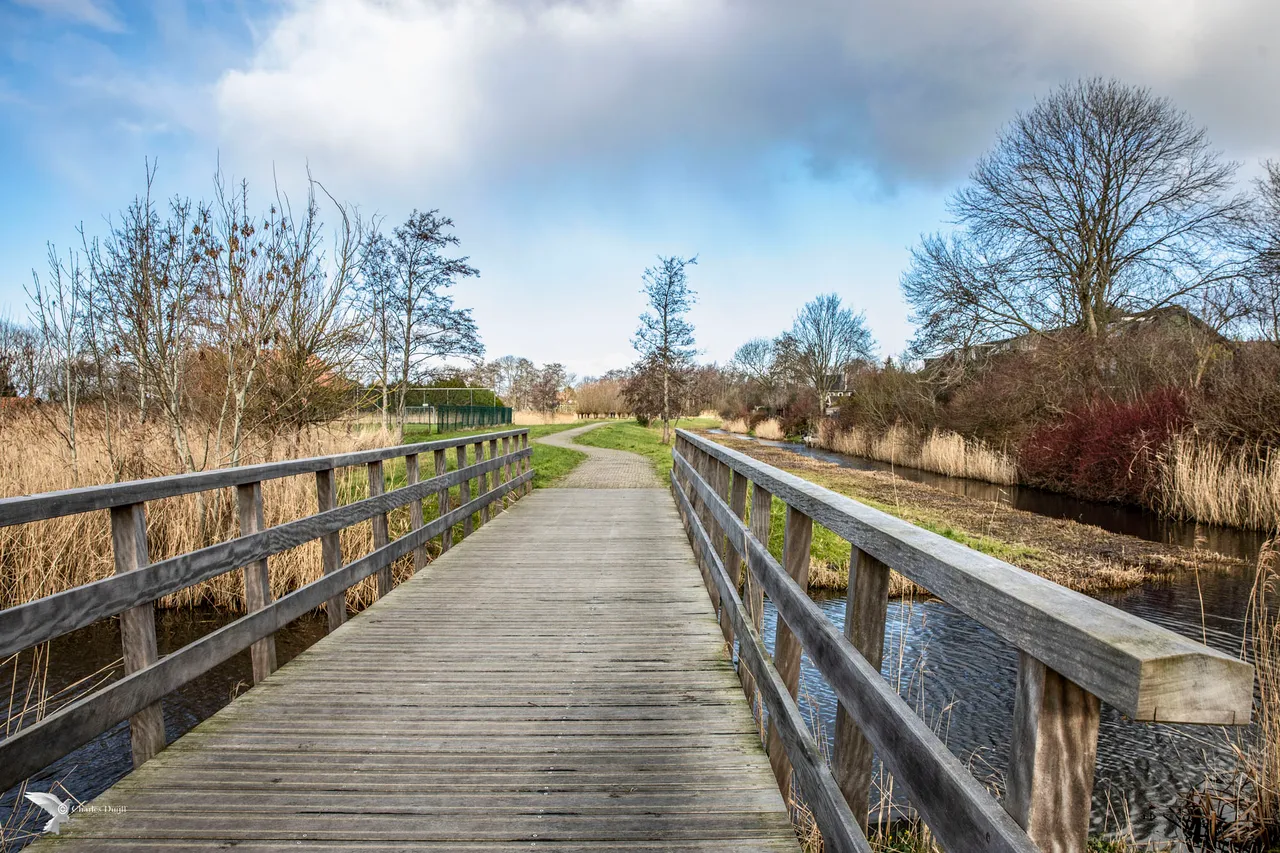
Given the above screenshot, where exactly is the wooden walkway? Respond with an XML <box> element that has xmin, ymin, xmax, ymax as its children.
<box><xmin>37</xmin><ymin>489</ymin><xmax>798</xmax><ymax>851</ymax></box>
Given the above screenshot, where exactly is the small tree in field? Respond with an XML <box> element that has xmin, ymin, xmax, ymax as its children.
<box><xmin>787</xmin><ymin>293</ymin><xmax>876</xmax><ymax>414</ymax></box>
<box><xmin>632</xmin><ymin>255</ymin><xmax>697</xmax><ymax>444</ymax></box>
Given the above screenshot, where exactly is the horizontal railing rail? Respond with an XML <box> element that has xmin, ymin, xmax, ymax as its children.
<box><xmin>0</xmin><ymin>427</ymin><xmax>529</xmax><ymax>527</ymax></box>
<box><xmin>0</xmin><ymin>428</ymin><xmax>534</xmax><ymax>794</ymax></box>
<box><xmin>671</xmin><ymin>428</ymin><xmax>1254</xmax><ymax>853</ymax></box>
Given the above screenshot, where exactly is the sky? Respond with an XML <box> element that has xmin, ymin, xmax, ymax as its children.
<box><xmin>2</xmin><ymin>0</ymin><xmax>1279</xmax><ymax>379</ymax></box>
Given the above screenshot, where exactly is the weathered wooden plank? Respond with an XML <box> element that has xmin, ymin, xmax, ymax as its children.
<box><xmin>742</xmin><ymin>480</ymin><xmax>771</xmax><ymax>714</ymax></box>
<box><xmin>315</xmin><ymin>468</ymin><xmax>346</xmax><ymax>632</ymax></box>
<box><xmin>672</xmin><ymin>451</ymin><xmax>1038</xmax><ymax>853</ymax></box>
<box><xmin>405</xmin><ymin>453</ymin><xmax>427</xmax><ymax>572</ymax></box>
<box><xmin>367</xmin><ymin>461</ymin><xmax>392</xmax><ymax>598</ymax></box>
<box><xmin>767</xmin><ymin>503</ymin><xmax>812</xmax><ymax>798</ymax></box>
<box><xmin>0</xmin><ymin>449</ymin><xmax>530</xmax><ymax>659</ymax></box>
<box><xmin>236</xmin><ymin>481</ymin><xmax>277</xmax><ymax>683</ymax></box>
<box><xmin>25</xmin><ymin>486</ymin><xmax>796</xmax><ymax>852</ymax></box>
<box><xmin>832</xmin><ymin>546</ymin><xmax>890</xmax><ymax>830</ymax></box>
<box><xmin>1005</xmin><ymin>652</ymin><xmax>1102</xmax><ymax>853</ymax></box>
<box><xmin>677</xmin><ymin>430</ymin><xmax>1253</xmax><ymax>725</ymax></box>
<box><xmin>0</xmin><ymin>470</ymin><xmax>534</xmax><ymax>794</ymax></box>
<box><xmin>435</xmin><ymin>448</ymin><xmax>451</xmax><ymax>553</ymax></box>
<box><xmin>0</xmin><ymin>428</ymin><xmax>530</xmax><ymax>527</ymax></box>
<box><xmin>458</xmin><ymin>445</ymin><xmax>473</xmax><ymax>538</ymax></box>
<box><xmin>672</xmin><ymin>471</ymin><xmax>870</xmax><ymax>853</ymax></box>
<box><xmin>109</xmin><ymin>503</ymin><xmax>166</xmax><ymax>767</ymax></box>
<box><xmin>476</xmin><ymin>441</ymin><xmax>490</xmax><ymax>526</ymax></box>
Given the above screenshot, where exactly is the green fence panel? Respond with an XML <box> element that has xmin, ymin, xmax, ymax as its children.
<box><xmin>435</xmin><ymin>406</ymin><xmax>513</xmax><ymax>433</ymax></box>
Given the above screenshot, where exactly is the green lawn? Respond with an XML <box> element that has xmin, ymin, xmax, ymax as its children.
<box><xmin>573</xmin><ymin>417</ymin><xmax>721</xmax><ymax>479</ymax></box>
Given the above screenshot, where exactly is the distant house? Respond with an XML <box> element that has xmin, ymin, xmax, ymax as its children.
<box><xmin>921</xmin><ymin>306</ymin><xmax>1223</xmax><ymax>380</ymax></box>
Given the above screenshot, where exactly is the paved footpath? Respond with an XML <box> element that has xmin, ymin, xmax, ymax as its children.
<box><xmin>537</xmin><ymin>422</ymin><xmax>662</xmax><ymax>488</ymax></box>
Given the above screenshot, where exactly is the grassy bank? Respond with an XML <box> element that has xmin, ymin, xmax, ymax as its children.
<box><xmin>573</xmin><ymin>417</ymin><xmax>721</xmax><ymax>479</ymax></box>
<box><xmin>701</xmin><ymin>431</ymin><xmax>1239</xmax><ymax>596</ymax></box>
<box><xmin>403</xmin><ymin>421</ymin><xmax>592</xmax><ymax>489</ymax></box>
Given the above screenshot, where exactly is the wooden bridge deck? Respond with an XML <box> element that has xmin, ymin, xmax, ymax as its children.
<box><xmin>38</xmin><ymin>489</ymin><xmax>799</xmax><ymax>851</ymax></box>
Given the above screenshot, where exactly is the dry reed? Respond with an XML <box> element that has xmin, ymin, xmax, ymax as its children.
<box><xmin>754</xmin><ymin>419</ymin><xmax>786</xmax><ymax>440</ymax></box>
<box><xmin>0</xmin><ymin>409</ymin><xmax>408</xmax><ymax>612</ymax></box>
<box><xmin>1162</xmin><ymin>436</ymin><xmax>1280</xmax><ymax>532</ymax></box>
<box><xmin>513</xmin><ymin>410</ymin><xmax>578</xmax><ymax>425</ymax></box>
<box><xmin>814</xmin><ymin>422</ymin><xmax>1018</xmax><ymax>486</ymax></box>
<box><xmin>722</xmin><ymin>417</ymin><xmax>750</xmax><ymax>434</ymax></box>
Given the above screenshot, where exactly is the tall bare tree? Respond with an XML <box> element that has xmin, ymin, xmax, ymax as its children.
<box><xmin>361</xmin><ymin>210</ymin><xmax>482</xmax><ymax>439</ymax></box>
<box><xmin>1238</xmin><ymin>160</ymin><xmax>1280</xmax><ymax>346</ymax></box>
<box><xmin>787</xmin><ymin>293</ymin><xmax>875</xmax><ymax>413</ymax></box>
<box><xmin>87</xmin><ymin>165</ymin><xmax>208</xmax><ymax>472</ymax></box>
<box><xmin>632</xmin><ymin>255</ymin><xmax>697</xmax><ymax>444</ymax></box>
<box><xmin>903</xmin><ymin>78</ymin><xmax>1245</xmax><ymax>356</ymax></box>
<box><xmin>26</xmin><ymin>244</ymin><xmax>87</xmax><ymax>466</ymax></box>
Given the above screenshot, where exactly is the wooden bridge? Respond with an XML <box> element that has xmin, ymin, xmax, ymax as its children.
<box><xmin>0</xmin><ymin>426</ymin><xmax>1256</xmax><ymax>852</ymax></box>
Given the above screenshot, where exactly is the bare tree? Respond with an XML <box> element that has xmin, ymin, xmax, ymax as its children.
<box><xmin>206</xmin><ymin>169</ymin><xmax>293</xmax><ymax>466</ymax></box>
<box><xmin>788</xmin><ymin>293</ymin><xmax>875</xmax><ymax>413</ymax></box>
<box><xmin>26</xmin><ymin>244</ymin><xmax>87</xmax><ymax>466</ymax></box>
<box><xmin>632</xmin><ymin>255</ymin><xmax>697</xmax><ymax>444</ymax></box>
<box><xmin>361</xmin><ymin>210</ymin><xmax>482</xmax><ymax>440</ymax></box>
<box><xmin>903</xmin><ymin>78</ymin><xmax>1246</xmax><ymax>356</ymax></box>
<box><xmin>356</xmin><ymin>224</ymin><xmax>397</xmax><ymax>431</ymax></box>
<box><xmin>529</xmin><ymin>363</ymin><xmax>567</xmax><ymax>418</ymax></box>
<box><xmin>88</xmin><ymin>165</ymin><xmax>208</xmax><ymax>472</ymax></box>
<box><xmin>1237</xmin><ymin>160</ymin><xmax>1280</xmax><ymax>345</ymax></box>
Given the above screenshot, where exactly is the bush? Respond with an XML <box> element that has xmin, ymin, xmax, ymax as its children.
<box><xmin>1019</xmin><ymin>387</ymin><xmax>1188</xmax><ymax>504</ymax></box>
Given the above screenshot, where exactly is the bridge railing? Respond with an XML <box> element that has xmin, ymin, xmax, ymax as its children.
<box><xmin>671</xmin><ymin>428</ymin><xmax>1253</xmax><ymax>853</ymax></box>
<box><xmin>0</xmin><ymin>427</ymin><xmax>533</xmax><ymax>793</ymax></box>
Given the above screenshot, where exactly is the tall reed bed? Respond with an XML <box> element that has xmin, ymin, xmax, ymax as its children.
<box><xmin>754</xmin><ymin>418</ymin><xmax>786</xmax><ymax>440</ymax></box>
<box><xmin>0</xmin><ymin>410</ymin><xmax>405</xmax><ymax>611</ymax></box>
<box><xmin>722</xmin><ymin>417</ymin><xmax>750</xmax><ymax>435</ymax></box>
<box><xmin>1162</xmin><ymin>436</ymin><xmax>1280</xmax><ymax>532</ymax></box>
<box><xmin>814</xmin><ymin>422</ymin><xmax>1019</xmax><ymax>486</ymax></box>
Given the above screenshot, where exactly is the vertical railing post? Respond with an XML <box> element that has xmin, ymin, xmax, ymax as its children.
<box><xmin>109</xmin><ymin>503</ymin><xmax>166</xmax><ymax>766</ymax></box>
<box><xmin>434</xmin><ymin>449</ymin><xmax>451</xmax><ymax>554</ymax></box>
<box><xmin>488</xmin><ymin>437</ymin><xmax>500</xmax><ymax>512</ymax></box>
<box><xmin>367</xmin><ymin>460</ymin><xmax>391</xmax><ymax>597</ymax></box>
<box><xmin>767</xmin><ymin>503</ymin><xmax>812</xmax><ymax>800</ymax></box>
<box><xmin>1005</xmin><ymin>653</ymin><xmax>1101</xmax><ymax>853</ymax></box>
<box><xmin>832</xmin><ymin>545</ymin><xmax>891</xmax><ymax>831</ymax></box>
<box><xmin>521</xmin><ymin>431</ymin><xmax>531</xmax><ymax>495</ymax></box>
<box><xmin>727</xmin><ymin>469</ymin><xmax>749</xmax><ymax>670</ymax></box>
<box><xmin>457</xmin><ymin>445</ymin><xmax>473</xmax><ymax>537</ymax></box>
<box><xmin>476</xmin><ymin>440</ymin><xmax>490</xmax><ymax>526</ymax></box>
<box><xmin>501</xmin><ymin>436</ymin><xmax>512</xmax><ymax>509</ymax></box>
<box><xmin>713</xmin><ymin>459</ymin><xmax>733</xmax><ymax>646</ymax></box>
<box><xmin>405</xmin><ymin>453</ymin><xmax>427</xmax><ymax>572</ymax></box>
<box><xmin>236</xmin><ymin>481</ymin><xmax>277</xmax><ymax>683</ymax></box>
<box><xmin>316</xmin><ymin>468</ymin><xmax>346</xmax><ymax>632</ymax></box>
<box><xmin>743</xmin><ymin>482</ymin><xmax>772</xmax><ymax>716</ymax></box>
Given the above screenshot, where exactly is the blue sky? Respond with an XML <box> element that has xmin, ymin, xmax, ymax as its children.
<box><xmin>3</xmin><ymin>0</ymin><xmax>1279</xmax><ymax>377</ymax></box>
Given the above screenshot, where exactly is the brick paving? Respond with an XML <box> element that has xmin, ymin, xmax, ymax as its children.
<box><xmin>537</xmin><ymin>422</ymin><xmax>662</xmax><ymax>488</ymax></box>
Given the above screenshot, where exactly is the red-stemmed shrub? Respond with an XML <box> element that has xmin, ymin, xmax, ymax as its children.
<box><xmin>1019</xmin><ymin>387</ymin><xmax>1188</xmax><ymax>504</ymax></box>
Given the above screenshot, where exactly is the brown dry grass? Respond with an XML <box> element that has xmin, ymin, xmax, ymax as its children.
<box><xmin>706</xmin><ymin>432</ymin><xmax>1240</xmax><ymax>597</ymax></box>
<box><xmin>722</xmin><ymin>417</ymin><xmax>750</xmax><ymax>435</ymax></box>
<box><xmin>815</xmin><ymin>422</ymin><xmax>1018</xmax><ymax>486</ymax></box>
<box><xmin>513</xmin><ymin>410</ymin><xmax>579</xmax><ymax>425</ymax></box>
<box><xmin>0</xmin><ymin>409</ymin><xmax>420</xmax><ymax>612</ymax></box>
<box><xmin>1162</xmin><ymin>436</ymin><xmax>1280</xmax><ymax>532</ymax></box>
<box><xmin>754</xmin><ymin>418</ymin><xmax>786</xmax><ymax>440</ymax></box>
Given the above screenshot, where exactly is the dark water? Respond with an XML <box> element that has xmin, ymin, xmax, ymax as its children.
<box><xmin>0</xmin><ymin>608</ymin><xmax>329</xmax><ymax>849</ymax></box>
<box><xmin>712</xmin><ymin>430</ymin><xmax>1267</xmax><ymax>840</ymax></box>
<box><xmin>708</xmin><ymin>429</ymin><xmax>1268</xmax><ymax>561</ymax></box>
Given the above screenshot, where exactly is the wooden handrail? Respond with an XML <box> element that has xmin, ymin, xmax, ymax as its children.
<box><xmin>671</xmin><ymin>428</ymin><xmax>1255</xmax><ymax>853</ymax></box>
<box><xmin>0</xmin><ymin>448</ymin><xmax>530</xmax><ymax>659</ymax></box>
<box><xmin>0</xmin><ymin>429</ymin><xmax>532</xmax><ymax>794</ymax></box>
<box><xmin>672</xmin><ymin>450</ymin><xmax>1036</xmax><ymax>853</ymax></box>
<box><xmin>0</xmin><ymin>427</ymin><xmax>529</xmax><ymax>527</ymax></box>
<box><xmin>676</xmin><ymin>430</ymin><xmax>1252</xmax><ymax>725</ymax></box>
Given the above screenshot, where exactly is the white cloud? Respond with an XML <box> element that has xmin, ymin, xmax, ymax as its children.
<box><xmin>213</xmin><ymin>0</ymin><xmax>1280</xmax><ymax>192</ymax></box>
<box><xmin>13</xmin><ymin>0</ymin><xmax>123</xmax><ymax>32</ymax></box>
